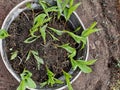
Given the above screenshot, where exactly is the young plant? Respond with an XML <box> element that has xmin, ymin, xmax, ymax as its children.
<box><xmin>38</xmin><ymin>0</ymin><xmax>58</xmax><ymax>17</ymax></box>
<box><xmin>56</xmin><ymin>0</ymin><xmax>81</xmax><ymax>21</ymax></box>
<box><xmin>17</xmin><ymin>69</ymin><xmax>36</xmax><ymax>90</ymax></box>
<box><xmin>70</xmin><ymin>58</ymin><xmax>96</xmax><ymax>73</ymax></box>
<box><xmin>26</xmin><ymin>50</ymin><xmax>44</xmax><ymax>70</ymax></box>
<box><xmin>63</xmin><ymin>70</ymin><xmax>73</xmax><ymax>90</ymax></box>
<box><xmin>40</xmin><ymin>66</ymin><xmax>63</xmax><ymax>87</ymax></box>
<box><xmin>10</xmin><ymin>50</ymin><xmax>18</xmax><ymax>60</ymax></box>
<box><xmin>24</xmin><ymin>14</ymin><xmax>51</xmax><ymax>44</ymax></box>
<box><xmin>59</xmin><ymin>44</ymin><xmax>96</xmax><ymax>73</ymax></box>
<box><xmin>0</xmin><ymin>29</ymin><xmax>9</xmax><ymax>39</ymax></box>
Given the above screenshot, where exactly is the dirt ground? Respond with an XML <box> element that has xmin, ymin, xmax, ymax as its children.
<box><xmin>0</xmin><ymin>0</ymin><xmax>120</xmax><ymax>90</ymax></box>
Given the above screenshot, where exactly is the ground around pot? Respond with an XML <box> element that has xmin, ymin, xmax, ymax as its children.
<box><xmin>0</xmin><ymin>0</ymin><xmax>120</xmax><ymax>90</ymax></box>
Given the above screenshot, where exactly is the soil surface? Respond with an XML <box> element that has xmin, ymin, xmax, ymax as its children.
<box><xmin>0</xmin><ymin>0</ymin><xmax>120</xmax><ymax>90</ymax></box>
<box><xmin>5</xmin><ymin>9</ymin><xmax>78</xmax><ymax>84</ymax></box>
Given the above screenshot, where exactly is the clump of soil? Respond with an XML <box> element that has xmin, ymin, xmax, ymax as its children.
<box><xmin>5</xmin><ymin>10</ymin><xmax>80</xmax><ymax>84</ymax></box>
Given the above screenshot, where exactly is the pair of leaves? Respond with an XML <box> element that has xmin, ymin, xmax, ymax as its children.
<box><xmin>63</xmin><ymin>70</ymin><xmax>73</xmax><ymax>90</ymax></box>
<box><xmin>70</xmin><ymin>58</ymin><xmax>96</xmax><ymax>73</ymax></box>
<box><xmin>26</xmin><ymin>50</ymin><xmax>44</xmax><ymax>70</ymax></box>
<box><xmin>17</xmin><ymin>70</ymin><xmax>36</xmax><ymax>90</ymax></box>
<box><xmin>0</xmin><ymin>29</ymin><xmax>9</xmax><ymax>39</ymax></box>
<box><xmin>40</xmin><ymin>67</ymin><xmax>63</xmax><ymax>87</ymax></box>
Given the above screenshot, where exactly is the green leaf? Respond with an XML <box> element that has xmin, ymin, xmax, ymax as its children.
<box><xmin>59</xmin><ymin>43</ymin><xmax>76</xmax><ymax>58</ymax></box>
<box><xmin>57</xmin><ymin>0</ymin><xmax>62</xmax><ymax>19</ymax></box>
<box><xmin>0</xmin><ymin>29</ymin><xmax>9</xmax><ymax>39</ymax></box>
<box><xmin>45</xmin><ymin>6</ymin><xmax>58</xmax><ymax>12</ymax></box>
<box><xmin>26</xmin><ymin>78</ymin><xmax>36</xmax><ymax>88</ymax></box>
<box><xmin>77</xmin><ymin>63</ymin><xmax>92</xmax><ymax>73</ymax></box>
<box><xmin>43</xmin><ymin>17</ymin><xmax>51</xmax><ymax>24</ymax></box>
<box><xmin>48</xmin><ymin>31</ymin><xmax>59</xmax><ymax>41</ymax></box>
<box><xmin>77</xmin><ymin>60</ymin><xmax>97</xmax><ymax>65</ymax></box>
<box><xmin>17</xmin><ymin>80</ymin><xmax>26</xmax><ymax>90</ymax></box>
<box><xmin>40</xmin><ymin>24</ymin><xmax>47</xmax><ymax>44</ymax></box>
<box><xmin>81</xmin><ymin>22</ymin><xmax>99</xmax><ymax>37</ymax></box>
<box><xmin>21</xmin><ymin>69</ymin><xmax>32</xmax><ymax>80</ymax></box>
<box><xmin>70</xmin><ymin>58</ymin><xmax>77</xmax><ymax>70</ymax></box>
<box><xmin>40</xmin><ymin>81</ymin><xmax>47</xmax><ymax>88</ymax></box>
<box><xmin>26</xmin><ymin>51</ymin><xmax>31</xmax><ymax>61</ymax></box>
<box><xmin>63</xmin><ymin>70</ymin><xmax>73</xmax><ymax>90</ymax></box>
<box><xmin>74</xmin><ymin>27</ymin><xmax>81</xmax><ymax>33</ymax></box>
<box><xmin>62</xmin><ymin>0</ymin><xmax>69</xmax><ymax>10</ymax></box>
<box><xmin>67</xmin><ymin>2</ymin><xmax>81</xmax><ymax>20</ymax></box>
<box><xmin>34</xmin><ymin>14</ymin><xmax>47</xmax><ymax>26</ymax></box>
<box><xmin>48</xmin><ymin>27</ymin><xmax>64</xmax><ymax>36</ymax></box>
<box><xmin>31</xmin><ymin>50</ymin><xmax>44</xmax><ymax>70</ymax></box>
<box><xmin>69</xmin><ymin>0</ymin><xmax>74</xmax><ymax>7</ymax></box>
<box><xmin>64</xmin><ymin>7</ymin><xmax>69</xmax><ymax>20</ymax></box>
<box><xmin>10</xmin><ymin>50</ymin><xmax>18</xmax><ymax>60</ymax></box>
<box><xmin>30</xmin><ymin>26</ymin><xmax>38</xmax><ymax>36</ymax></box>
<box><xmin>40</xmin><ymin>67</ymin><xmax>63</xmax><ymax>87</ymax></box>
<box><xmin>64</xmin><ymin>30</ymin><xmax>83</xmax><ymax>43</ymax></box>
<box><xmin>17</xmin><ymin>70</ymin><xmax>36</xmax><ymax>90</ymax></box>
<box><xmin>26</xmin><ymin>2</ymin><xmax>31</xmax><ymax>9</ymax></box>
<box><xmin>24</xmin><ymin>36</ymin><xmax>40</xmax><ymax>43</ymax></box>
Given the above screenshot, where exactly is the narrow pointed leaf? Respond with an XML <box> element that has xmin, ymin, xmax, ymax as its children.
<box><xmin>24</xmin><ymin>36</ymin><xmax>39</xmax><ymax>43</ymax></box>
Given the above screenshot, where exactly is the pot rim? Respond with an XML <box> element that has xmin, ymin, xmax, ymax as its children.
<box><xmin>0</xmin><ymin>0</ymin><xmax>89</xmax><ymax>90</ymax></box>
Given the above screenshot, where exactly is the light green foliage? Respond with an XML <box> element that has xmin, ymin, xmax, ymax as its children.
<box><xmin>10</xmin><ymin>50</ymin><xmax>18</xmax><ymax>60</ymax></box>
<box><xmin>70</xmin><ymin>59</ymin><xmax>96</xmax><ymax>73</ymax></box>
<box><xmin>0</xmin><ymin>29</ymin><xmax>9</xmax><ymax>39</ymax></box>
<box><xmin>48</xmin><ymin>31</ymin><xmax>59</xmax><ymax>41</ymax></box>
<box><xmin>59</xmin><ymin>43</ymin><xmax>96</xmax><ymax>73</ymax></box>
<box><xmin>26</xmin><ymin>50</ymin><xmax>44</xmax><ymax>70</ymax></box>
<box><xmin>64</xmin><ymin>30</ymin><xmax>85</xmax><ymax>44</ymax></box>
<box><xmin>56</xmin><ymin>0</ymin><xmax>80</xmax><ymax>21</ymax></box>
<box><xmin>17</xmin><ymin>70</ymin><xmax>36</xmax><ymax>90</ymax></box>
<box><xmin>26</xmin><ymin>2</ymin><xmax>32</xmax><ymax>9</ymax></box>
<box><xmin>59</xmin><ymin>43</ymin><xmax>76</xmax><ymax>58</ymax></box>
<box><xmin>63</xmin><ymin>70</ymin><xmax>73</xmax><ymax>90</ymax></box>
<box><xmin>40</xmin><ymin>24</ymin><xmax>48</xmax><ymax>44</ymax></box>
<box><xmin>24</xmin><ymin>36</ymin><xmax>40</xmax><ymax>43</ymax></box>
<box><xmin>48</xmin><ymin>27</ymin><xmax>64</xmax><ymax>36</ymax></box>
<box><xmin>39</xmin><ymin>0</ymin><xmax>58</xmax><ymax>16</ymax></box>
<box><xmin>40</xmin><ymin>66</ymin><xmax>63</xmax><ymax>87</ymax></box>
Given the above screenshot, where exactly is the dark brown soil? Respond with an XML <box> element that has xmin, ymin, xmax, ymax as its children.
<box><xmin>0</xmin><ymin>0</ymin><xmax>120</xmax><ymax>90</ymax></box>
<box><xmin>5</xmin><ymin>10</ymin><xmax>78</xmax><ymax>84</ymax></box>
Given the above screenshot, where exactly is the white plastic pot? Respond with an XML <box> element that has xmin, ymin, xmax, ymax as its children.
<box><xmin>0</xmin><ymin>0</ymin><xmax>89</xmax><ymax>90</ymax></box>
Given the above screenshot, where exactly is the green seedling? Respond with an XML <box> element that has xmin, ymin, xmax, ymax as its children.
<box><xmin>0</xmin><ymin>29</ymin><xmax>9</xmax><ymax>39</ymax></box>
<box><xmin>26</xmin><ymin>50</ymin><xmax>44</xmax><ymax>70</ymax></box>
<box><xmin>40</xmin><ymin>24</ymin><xmax>48</xmax><ymax>44</ymax></box>
<box><xmin>59</xmin><ymin>44</ymin><xmax>96</xmax><ymax>73</ymax></box>
<box><xmin>47</xmin><ymin>31</ymin><xmax>59</xmax><ymax>41</ymax></box>
<box><xmin>26</xmin><ymin>2</ymin><xmax>32</xmax><ymax>9</ymax></box>
<box><xmin>24</xmin><ymin>36</ymin><xmax>40</xmax><ymax>43</ymax></box>
<box><xmin>59</xmin><ymin>43</ymin><xmax>76</xmax><ymax>58</ymax></box>
<box><xmin>39</xmin><ymin>0</ymin><xmax>58</xmax><ymax>17</ymax></box>
<box><xmin>10</xmin><ymin>50</ymin><xmax>18</xmax><ymax>60</ymax></box>
<box><xmin>48</xmin><ymin>27</ymin><xmax>64</xmax><ymax>36</ymax></box>
<box><xmin>17</xmin><ymin>69</ymin><xmax>36</xmax><ymax>90</ymax></box>
<box><xmin>70</xmin><ymin>58</ymin><xmax>96</xmax><ymax>73</ymax></box>
<box><xmin>40</xmin><ymin>66</ymin><xmax>63</xmax><ymax>87</ymax></box>
<box><xmin>63</xmin><ymin>70</ymin><xmax>73</xmax><ymax>90</ymax></box>
<box><xmin>56</xmin><ymin>0</ymin><xmax>80</xmax><ymax>21</ymax></box>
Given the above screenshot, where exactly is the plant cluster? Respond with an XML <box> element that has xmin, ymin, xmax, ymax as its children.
<box><xmin>0</xmin><ymin>0</ymin><xmax>99</xmax><ymax>90</ymax></box>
